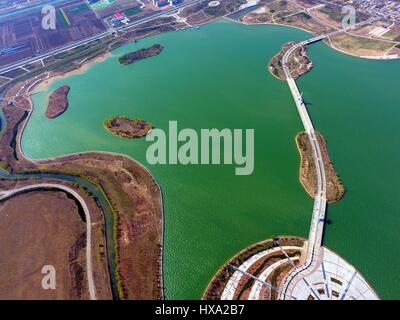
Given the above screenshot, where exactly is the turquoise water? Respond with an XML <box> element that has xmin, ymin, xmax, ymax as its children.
<box><xmin>21</xmin><ymin>20</ymin><xmax>400</xmax><ymax>299</ymax></box>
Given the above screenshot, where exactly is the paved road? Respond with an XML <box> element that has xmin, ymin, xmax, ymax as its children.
<box><xmin>0</xmin><ymin>183</ymin><xmax>97</xmax><ymax>300</ymax></box>
<box><xmin>278</xmin><ymin>20</ymin><xmax>373</xmax><ymax>299</ymax></box>
<box><xmin>0</xmin><ymin>0</ymin><xmax>203</xmax><ymax>74</ymax></box>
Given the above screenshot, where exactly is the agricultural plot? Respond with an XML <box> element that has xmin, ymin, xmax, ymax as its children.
<box><xmin>0</xmin><ymin>0</ymin><xmax>106</xmax><ymax>67</ymax></box>
<box><xmin>90</xmin><ymin>0</ymin><xmax>148</xmax><ymax>19</ymax></box>
<box><xmin>330</xmin><ymin>33</ymin><xmax>397</xmax><ymax>57</ymax></box>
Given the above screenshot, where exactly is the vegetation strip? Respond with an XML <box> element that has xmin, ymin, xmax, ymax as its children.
<box><xmin>295</xmin><ymin>131</ymin><xmax>345</xmax><ymax>203</ymax></box>
<box><xmin>118</xmin><ymin>44</ymin><xmax>164</xmax><ymax>65</ymax></box>
<box><xmin>104</xmin><ymin>116</ymin><xmax>153</xmax><ymax>139</ymax></box>
<box><xmin>0</xmin><ymin>80</ymin><xmax>163</xmax><ymax>299</ymax></box>
<box><xmin>269</xmin><ymin>41</ymin><xmax>312</xmax><ymax>80</ymax></box>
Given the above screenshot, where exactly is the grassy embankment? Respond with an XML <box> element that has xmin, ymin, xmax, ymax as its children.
<box><xmin>296</xmin><ymin>131</ymin><xmax>345</xmax><ymax>203</ymax></box>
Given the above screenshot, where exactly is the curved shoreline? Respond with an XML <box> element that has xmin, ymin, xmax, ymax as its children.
<box><xmin>226</xmin><ymin>17</ymin><xmax>399</xmax><ymax>61</ymax></box>
<box><xmin>203</xmin><ymin>234</ymin><xmax>380</xmax><ymax>300</ymax></box>
<box><xmin>3</xmin><ymin>17</ymin><xmax>391</xmax><ymax>299</ymax></box>
<box><xmin>202</xmin><ymin>235</ymin><xmax>306</xmax><ymax>300</ymax></box>
<box><xmin>1</xmin><ymin>76</ymin><xmax>165</xmax><ymax>299</ymax></box>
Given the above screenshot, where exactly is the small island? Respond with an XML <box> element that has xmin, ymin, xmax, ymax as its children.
<box><xmin>45</xmin><ymin>85</ymin><xmax>70</xmax><ymax>119</ymax></box>
<box><xmin>104</xmin><ymin>116</ymin><xmax>153</xmax><ymax>139</ymax></box>
<box><xmin>269</xmin><ymin>42</ymin><xmax>312</xmax><ymax>80</ymax></box>
<box><xmin>118</xmin><ymin>44</ymin><xmax>164</xmax><ymax>65</ymax></box>
<box><xmin>296</xmin><ymin>131</ymin><xmax>345</xmax><ymax>203</ymax></box>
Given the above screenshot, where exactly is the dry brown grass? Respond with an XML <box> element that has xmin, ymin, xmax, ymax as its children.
<box><xmin>329</xmin><ymin>33</ymin><xmax>396</xmax><ymax>57</ymax></box>
<box><xmin>0</xmin><ymin>191</ymin><xmax>86</xmax><ymax>299</ymax></box>
<box><xmin>296</xmin><ymin>131</ymin><xmax>345</xmax><ymax>203</ymax></box>
<box><xmin>0</xmin><ymin>86</ymin><xmax>163</xmax><ymax>299</ymax></box>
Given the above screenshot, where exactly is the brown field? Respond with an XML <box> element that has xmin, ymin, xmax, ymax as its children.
<box><xmin>0</xmin><ymin>190</ymin><xmax>87</xmax><ymax>299</ymax></box>
<box><xmin>181</xmin><ymin>0</ymin><xmax>247</xmax><ymax>25</ymax></box>
<box><xmin>329</xmin><ymin>33</ymin><xmax>397</xmax><ymax>57</ymax></box>
<box><xmin>309</xmin><ymin>4</ymin><xmax>345</xmax><ymax>29</ymax></box>
<box><xmin>381</xmin><ymin>25</ymin><xmax>400</xmax><ymax>42</ymax></box>
<box><xmin>0</xmin><ymin>82</ymin><xmax>163</xmax><ymax>299</ymax></box>
<box><xmin>241</xmin><ymin>0</ymin><xmax>303</xmax><ymax>24</ymax></box>
<box><xmin>0</xmin><ymin>0</ymin><xmax>106</xmax><ymax>66</ymax></box>
<box><xmin>31</xmin><ymin>152</ymin><xmax>164</xmax><ymax>300</ymax></box>
<box><xmin>388</xmin><ymin>45</ymin><xmax>400</xmax><ymax>56</ymax></box>
<box><xmin>0</xmin><ymin>177</ymin><xmax>113</xmax><ymax>300</ymax></box>
<box><xmin>277</xmin><ymin>11</ymin><xmax>333</xmax><ymax>34</ymax></box>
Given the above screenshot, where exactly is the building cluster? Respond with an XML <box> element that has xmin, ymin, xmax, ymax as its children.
<box><xmin>152</xmin><ymin>0</ymin><xmax>182</xmax><ymax>8</ymax></box>
<box><xmin>347</xmin><ymin>0</ymin><xmax>400</xmax><ymax>23</ymax></box>
<box><xmin>110</xmin><ymin>12</ymin><xmax>130</xmax><ymax>27</ymax></box>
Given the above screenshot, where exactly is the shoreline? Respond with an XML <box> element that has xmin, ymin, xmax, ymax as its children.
<box><xmin>226</xmin><ymin>17</ymin><xmax>399</xmax><ymax>61</ymax></box>
<box><xmin>3</xmin><ymin>16</ymin><xmax>392</xmax><ymax>299</ymax></box>
<box><xmin>295</xmin><ymin>131</ymin><xmax>345</xmax><ymax>204</ymax></box>
<box><xmin>103</xmin><ymin>116</ymin><xmax>153</xmax><ymax>139</ymax></box>
<box><xmin>9</xmin><ymin>17</ymin><xmax>397</xmax><ymax>103</ymax></box>
<box><xmin>1</xmin><ymin>71</ymin><xmax>165</xmax><ymax>299</ymax></box>
<box><xmin>268</xmin><ymin>41</ymin><xmax>312</xmax><ymax>80</ymax></box>
<box><xmin>202</xmin><ymin>235</ymin><xmax>306</xmax><ymax>300</ymax></box>
<box><xmin>34</xmin><ymin>52</ymin><xmax>112</xmax><ymax>93</ymax></box>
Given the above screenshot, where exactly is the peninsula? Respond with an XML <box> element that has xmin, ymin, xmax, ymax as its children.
<box><xmin>269</xmin><ymin>42</ymin><xmax>312</xmax><ymax>80</ymax></box>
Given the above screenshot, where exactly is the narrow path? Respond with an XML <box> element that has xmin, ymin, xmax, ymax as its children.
<box><xmin>0</xmin><ymin>183</ymin><xmax>97</xmax><ymax>300</ymax></box>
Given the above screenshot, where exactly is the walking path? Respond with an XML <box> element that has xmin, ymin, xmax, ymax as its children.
<box><xmin>0</xmin><ymin>183</ymin><xmax>97</xmax><ymax>300</ymax></box>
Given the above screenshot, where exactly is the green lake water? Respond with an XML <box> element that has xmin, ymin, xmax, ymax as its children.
<box><xmin>21</xmin><ymin>20</ymin><xmax>400</xmax><ymax>299</ymax></box>
<box><xmin>300</xmin><ymin>42</ymin><xmax>400</xmax><ymax>299</ymax></box>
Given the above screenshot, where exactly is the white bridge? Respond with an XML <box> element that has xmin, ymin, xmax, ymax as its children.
<box><xmin>278</xmin><ymin>21</ymin><xmax>379</xmax><ymax>300</ymax></box>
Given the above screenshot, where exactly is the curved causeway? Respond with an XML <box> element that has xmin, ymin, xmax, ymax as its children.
<box><xmin>277</xmin><ymin>22</ymin><xmax>378</xmax><ymax>301</ymax></box>
<box><xmin>204</xmin><ymin>20</ymin><xmax>380</xmax><ymax>301</ymax></box>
